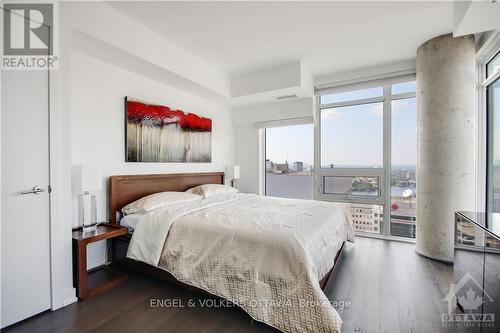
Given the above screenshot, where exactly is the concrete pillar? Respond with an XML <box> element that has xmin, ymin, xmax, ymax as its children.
<box><xmin>416</xmin><ymin>34</ymin><xmax>476</xmax><ymax>262</ymax></box>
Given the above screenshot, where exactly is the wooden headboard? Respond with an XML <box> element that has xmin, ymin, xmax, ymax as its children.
<box><xmin>109</xmin><ymin>172</ymin><xmax>225</xmax><ymax>224</ymax></box>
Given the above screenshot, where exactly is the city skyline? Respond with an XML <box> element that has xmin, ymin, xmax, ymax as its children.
<box><xmin>265</xmin><ymin>157</ymin><xmax>416</xmax><ymax>170</ymax></box>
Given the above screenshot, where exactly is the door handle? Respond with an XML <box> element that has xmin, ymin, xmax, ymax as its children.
<box><xmin>20</xmin><ymin>186</ymin><xmax>45</xmax><ymax>195</ymax></box>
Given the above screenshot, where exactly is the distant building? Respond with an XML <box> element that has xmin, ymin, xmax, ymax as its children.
<box><xmin>293</xmin><ymin>161</ymin><xmax>303</xmax><ymax>172</ymax></box>
<box><xmin>406</xmin><ymin>170</ymin><xmax>416</xmax><ymax>179</ymax></box>
<box><xmin>274</xmin><ymin>163</ymin><xmax>289</xmax><ymax>174</ymax></box>
<box><xmin>265</xmin><ymin>159</ymin><xmax>273</xmax><ymax>172</ymax></box>
<box><xmin>350</xmin><ymin>205</ymin><xmax>383</xmax><ymax>234</ymax></box>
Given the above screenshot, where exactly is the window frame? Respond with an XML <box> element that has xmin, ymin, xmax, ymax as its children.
<box><xmin>315</xmin><ymin>74</ymin><xmax>416</xmax><ymax>239</ymax></box>
<box><xmin>485</xmin><ymin>55</ymin><xmax>500</xmax><ymax>215</ymax></box>
<box><xmin>477</xmin><ymin>31</ymin><xmax>500</xmax><ymax>215</ymax></box>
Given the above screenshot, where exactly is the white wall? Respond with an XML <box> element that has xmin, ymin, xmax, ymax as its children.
<box><xmin>234</xmin><ymin>124</ymin><xmax>262</xmax><ymax>194</ymax></box>
<box><xmin>232</xmin><ymin>98</ymin><xmax>313</xmax><ymax>194</ymax></box>
<box><xmin>453</xmin><ymin>0</ymin><xmax>499</xmax><ymax>36</ymax></box>
<box><xmin>68</xmin><ymin>50</ymin><xmax>234</xmax><ymax>268</ymax></box>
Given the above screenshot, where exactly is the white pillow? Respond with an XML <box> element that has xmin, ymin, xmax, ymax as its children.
<box><xmin>122</xmin><ymin>191</ymin><xmax>202</xmax><ymax>215</ymax></box>
<box><xmin>186</xmin><ymin>184</ymin><xmax>238</xmax><ymax>198</ymax></box>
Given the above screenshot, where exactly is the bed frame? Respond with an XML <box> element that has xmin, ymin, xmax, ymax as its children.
<box><xmin>108</xmin><ymin>172</ymin><xmax>344</xmax><ymax>292</ymax></box>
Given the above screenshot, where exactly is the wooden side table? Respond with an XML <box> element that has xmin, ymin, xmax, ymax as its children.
<box><xmin>72</xmin><ymin>223</ymin><xmax>129</xmax><ymax>300</ymax></box>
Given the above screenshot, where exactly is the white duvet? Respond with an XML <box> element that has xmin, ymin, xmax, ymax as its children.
<box><xmin>127</xmin><ymin>193</ymin><xmax>354</xmax><ymax>333</ymax></box>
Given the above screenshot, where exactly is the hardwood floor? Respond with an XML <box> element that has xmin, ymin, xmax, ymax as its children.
<box><xmin>324</xmin><ymin>237</ymin><xmax>455</xmax><ymax>333</ymax></box>
<box><xmin>4</xmin><ymin>237</ymin><xmax>456</xmax><ymax>333</ymax></box>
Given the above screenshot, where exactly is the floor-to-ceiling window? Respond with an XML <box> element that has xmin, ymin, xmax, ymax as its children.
<box><xmin>316</xmin><ymin>76</ymin><xmax>417</xmax><ymax>238</ymax></box>
<box><xmin>487</xmin><ymin>51</ymin><xmax>500</xmax><ymax>213</ymax></box>
<box><xmin>319</xmin><ymin>87</ymin><xmax>385</xmax><ymax>234</ymax></box>
<box><xmin>265</xmin><ymin>123</ymin><xmax>314</xmax><ymax>199</ymax></box>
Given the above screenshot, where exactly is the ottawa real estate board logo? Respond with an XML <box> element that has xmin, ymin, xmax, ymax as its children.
<box><xmin>1</xmin><ymin>2</ymin><xmax>58</xmax><ymax>70</ymax></box>
<box><xmin>442</xmin><ymin>272</ymin><xmax>495</xmax><ymax>329</ymax></box>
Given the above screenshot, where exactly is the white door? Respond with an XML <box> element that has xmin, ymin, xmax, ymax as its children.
<box><xmin>0</xmin><ymin>20</ymin><xmax>52</xmax><ymax>328</ymax></box>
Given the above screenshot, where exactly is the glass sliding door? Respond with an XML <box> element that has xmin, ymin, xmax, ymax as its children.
<box><xmin>265</xmin><ymin>123</ymin><xmax>314</xmax><ymax>200</ymax></box>
<box><xmin>317</xmin><ymin>77</ymin><xmax>417</xmax><ymax>238</ymax></box>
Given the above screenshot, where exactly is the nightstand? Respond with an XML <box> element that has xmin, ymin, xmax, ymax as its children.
<box><xmin>72</xmin><ymin>223</ymin><xmax>129</xmax><ymax>300</ymax></box>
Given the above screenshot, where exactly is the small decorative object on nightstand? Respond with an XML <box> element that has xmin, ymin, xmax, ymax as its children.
<box><xmin>72</xmin><ymin>164</ymin><xmax>102</xmax><ymax>233</ymax></box>
<box><xmin>72</xmin><ymin>223</ymin><xmax>128</xmax><ymax>300</ymax></box>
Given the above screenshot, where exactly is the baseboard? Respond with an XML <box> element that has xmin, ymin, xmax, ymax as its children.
<box><xmin>52</xmin><ymin>287</ymin><xmax>77</xmax><ymax>310</ymax></box>
<box><xmin>61</xmin><ymin>288</ymin><xmax>78</xmax><ymax>307</ymax></box>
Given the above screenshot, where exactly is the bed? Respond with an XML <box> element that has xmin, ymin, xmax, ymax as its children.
<box><xmin>109</xmin><ymin>172</ymin><xmax>354</xmax><ymax>333</ymax></box>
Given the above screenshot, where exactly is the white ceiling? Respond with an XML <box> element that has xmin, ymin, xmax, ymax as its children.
<box><xmin>109</xmin><ymin>1</ymin><xmax>454</xmax><ymax>78</ymax></box>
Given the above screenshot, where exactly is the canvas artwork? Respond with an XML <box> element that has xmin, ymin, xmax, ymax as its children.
<box><xmin>125</xmin><ymin>97</ymin><xmax>212</xmax><ymax>162</ymax></box>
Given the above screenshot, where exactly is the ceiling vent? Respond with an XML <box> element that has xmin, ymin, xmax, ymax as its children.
<box><xmin>275</xmin><ymin>94</ymin><xmax>298</xmax><ymax>100</ymax></box>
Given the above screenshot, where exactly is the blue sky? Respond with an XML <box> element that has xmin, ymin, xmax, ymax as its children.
<box><xmin>266</xmin><ymin>124</ymin><xmax>314</xmax><ymax>165</ymax></box>
<box><xmin>266</xmin><ymin>83</ymin><xmax>417</xmax><ymax>168</ymax></box>
<box><xmin>391</xmin><ymin>98</ymin><xmax>417</xmax><ymax>166</ymax></box>
<box><xmin>321</xmin><ymin>102</ymin><xmax>383</xmax><ymax>167</ymax></box>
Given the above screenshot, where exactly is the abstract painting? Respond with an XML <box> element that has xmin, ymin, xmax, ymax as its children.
<box><xmin>125</xmin><ymin>97</ymin><xmax>212</xmax><ymax>162</ymax></box>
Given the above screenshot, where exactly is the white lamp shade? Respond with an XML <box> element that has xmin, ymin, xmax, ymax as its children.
<box><xmin>233</xmin><ymin>165</ymin><xmax>240</xmax><ymax>179</ymax></box>
<box><xmin>72</xmin><ymin>164</ymin><xmax>102</xmax><ymax>194</ymax></box>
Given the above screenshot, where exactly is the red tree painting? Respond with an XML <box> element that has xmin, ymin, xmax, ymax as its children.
<box><xmin>125</xmin><ymin>97</ymin><xmax>212</xmax><ymax>162</ymax></box>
